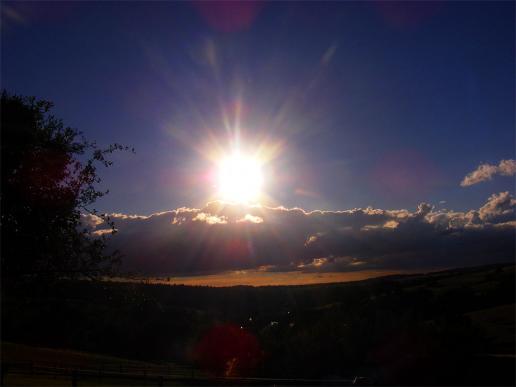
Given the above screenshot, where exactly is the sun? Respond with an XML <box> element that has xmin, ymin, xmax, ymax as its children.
<box><xmin>217</xmin><ymin>152</ymin><xmax>263</xmax><ymax>203</ymax></box>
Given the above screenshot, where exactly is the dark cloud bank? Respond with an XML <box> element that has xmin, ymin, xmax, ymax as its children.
<box><xmin>83</xmin><ymin>192</ymin><xmax>516</xmax><ymax>276</ymax></box>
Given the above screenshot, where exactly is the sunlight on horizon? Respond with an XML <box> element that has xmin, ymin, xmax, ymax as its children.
<box><xmin>110</xmin><ymin>269</ymin><xmax>412</xmax><ymax>287</ymax></box>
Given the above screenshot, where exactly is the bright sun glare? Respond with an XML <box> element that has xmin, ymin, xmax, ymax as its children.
<box><xmin>218</xmin><ymin>152</ymin><xmax>263</xmax><ymax>203</ymax></box>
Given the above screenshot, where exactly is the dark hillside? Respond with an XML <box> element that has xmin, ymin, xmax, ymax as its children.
<box><xmin>2</xmin><ymin>263</ymin><xmax>514</xmax><ymax>385</ymax></box>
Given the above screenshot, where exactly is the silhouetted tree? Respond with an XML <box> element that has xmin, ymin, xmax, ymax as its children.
<box><xmin>1</xmin><ymin>91</ymin><xmax>132</xmax><ymax>283</ymax></box>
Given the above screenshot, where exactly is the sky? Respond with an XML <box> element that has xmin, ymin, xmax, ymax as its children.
<box><xmin>2</xmin><ymin>1</ymin><xmax>515</xmax><ymax>285</ymax></box>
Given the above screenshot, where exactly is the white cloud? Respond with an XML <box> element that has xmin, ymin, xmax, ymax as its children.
<box><xmin>478</xmin><ymin>191</ymin><xmax>516</xmax><ymax>223</ymax></box>
<box><xmin>193</xmin><ymin>212</ymin><xmax>228</xmax><ymax>225</ymax></box>
<box><xmin>87</xmin><ymin>194</ymin><xmax>515</xmax><ymax>276</ymax></box>
<box><xmin>80</xmin><ymin>213</ymin><xmax>104</xmax><ymax>231</ymax></box>
<box><xmin>461</xmin><ymin>159</ymin><xmax>516</xmax><ymax>187</ymax></box>
<box><xmin>237</xmin><ymin>214</ymin><xmax>264</xmax><ymax>224</ymax></box>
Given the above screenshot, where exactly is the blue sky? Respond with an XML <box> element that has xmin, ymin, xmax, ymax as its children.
<box><xmin>2</xmin><ymin>1</ymin><xmax>514</xmax><ymax>215</ymax></box>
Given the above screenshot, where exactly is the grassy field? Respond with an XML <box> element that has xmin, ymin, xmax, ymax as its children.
<box><xmin>2</xmin><ymin>342</ymin><xmax>198</xmax><ymax>386</ymax></box>
<box><xmin>467</xmin><ymin>303</ymin><xmax>516</xmax><ymax>354</ymax></box>
<box><xmin>2</xmin><ymin>342</ymin><xmax>359</xmax><ymax>386</ymax></box>
<box><xmin>3</xmin><ymin>374</ymin><xmax>160</xmax><ymax>387</ymax></box>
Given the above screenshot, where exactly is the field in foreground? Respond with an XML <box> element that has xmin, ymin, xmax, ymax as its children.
<box><xmin>2</xmin><ymin>263</ymin><xmax>515</xmax><ymax>385</ymax></box>
<box><xmin>2</xmin><ymin>341</ymin><xmax>201</xmax><ymax>386</ymax></box>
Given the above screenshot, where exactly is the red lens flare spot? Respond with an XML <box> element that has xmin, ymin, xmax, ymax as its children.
<box><xmin>193</xmin><ymin>323</ymin><xmax>262</xmax><ymax>377</ymax></box>
<box><xmin>192</xmin><ymin>1</ymin><xmax>264</xmax><ymax>33</ymax></box>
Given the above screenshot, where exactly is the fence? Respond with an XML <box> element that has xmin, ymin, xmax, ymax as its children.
<box><xmin>2</xmin><ymin>361</ymin><xmax>369</xmax><ymax>386</ymax></box>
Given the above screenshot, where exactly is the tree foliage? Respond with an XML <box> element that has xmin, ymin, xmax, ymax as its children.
<box><xmin>1</xmin><ymin>91</ymin><xmax>132</xmax><ymax>283</ymax></box>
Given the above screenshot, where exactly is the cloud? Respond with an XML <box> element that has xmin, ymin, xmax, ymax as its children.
<box><xmin>237</xmin><ymin>214</ymin><xmax>264</xmax><ymax>224</ymax></box>
<box><xmin>80</xmin><ymin>213</ymin><xmax>104</xmax><ymax>232</ymax></box>
<box><xmin>88</xmin><ymin>194</ymin><xmax>515</xmax><ymax>276</ymax></box>
<box><xmin>297</xmin><ymin>256</ymin><xmax>367</xmax><ymax>272</ymax></box>
<box><xmin>193</xmin><ymin>212</ymin><xmax>228</xmax><ymax>225</ymax></box>
<box><xmin>461</xmin><ymin>159</ymin><xmax>516</xmax><ymax>187</ymax></box>
<box><xmin>478</xmin><ymin>191</ymin><xmax>516</xmax><ymax>224</ymax></box>
<box><xmin>92</xmin><ymin>229</ymin><xmax>116</xmax><ymax>236</ymax></box>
